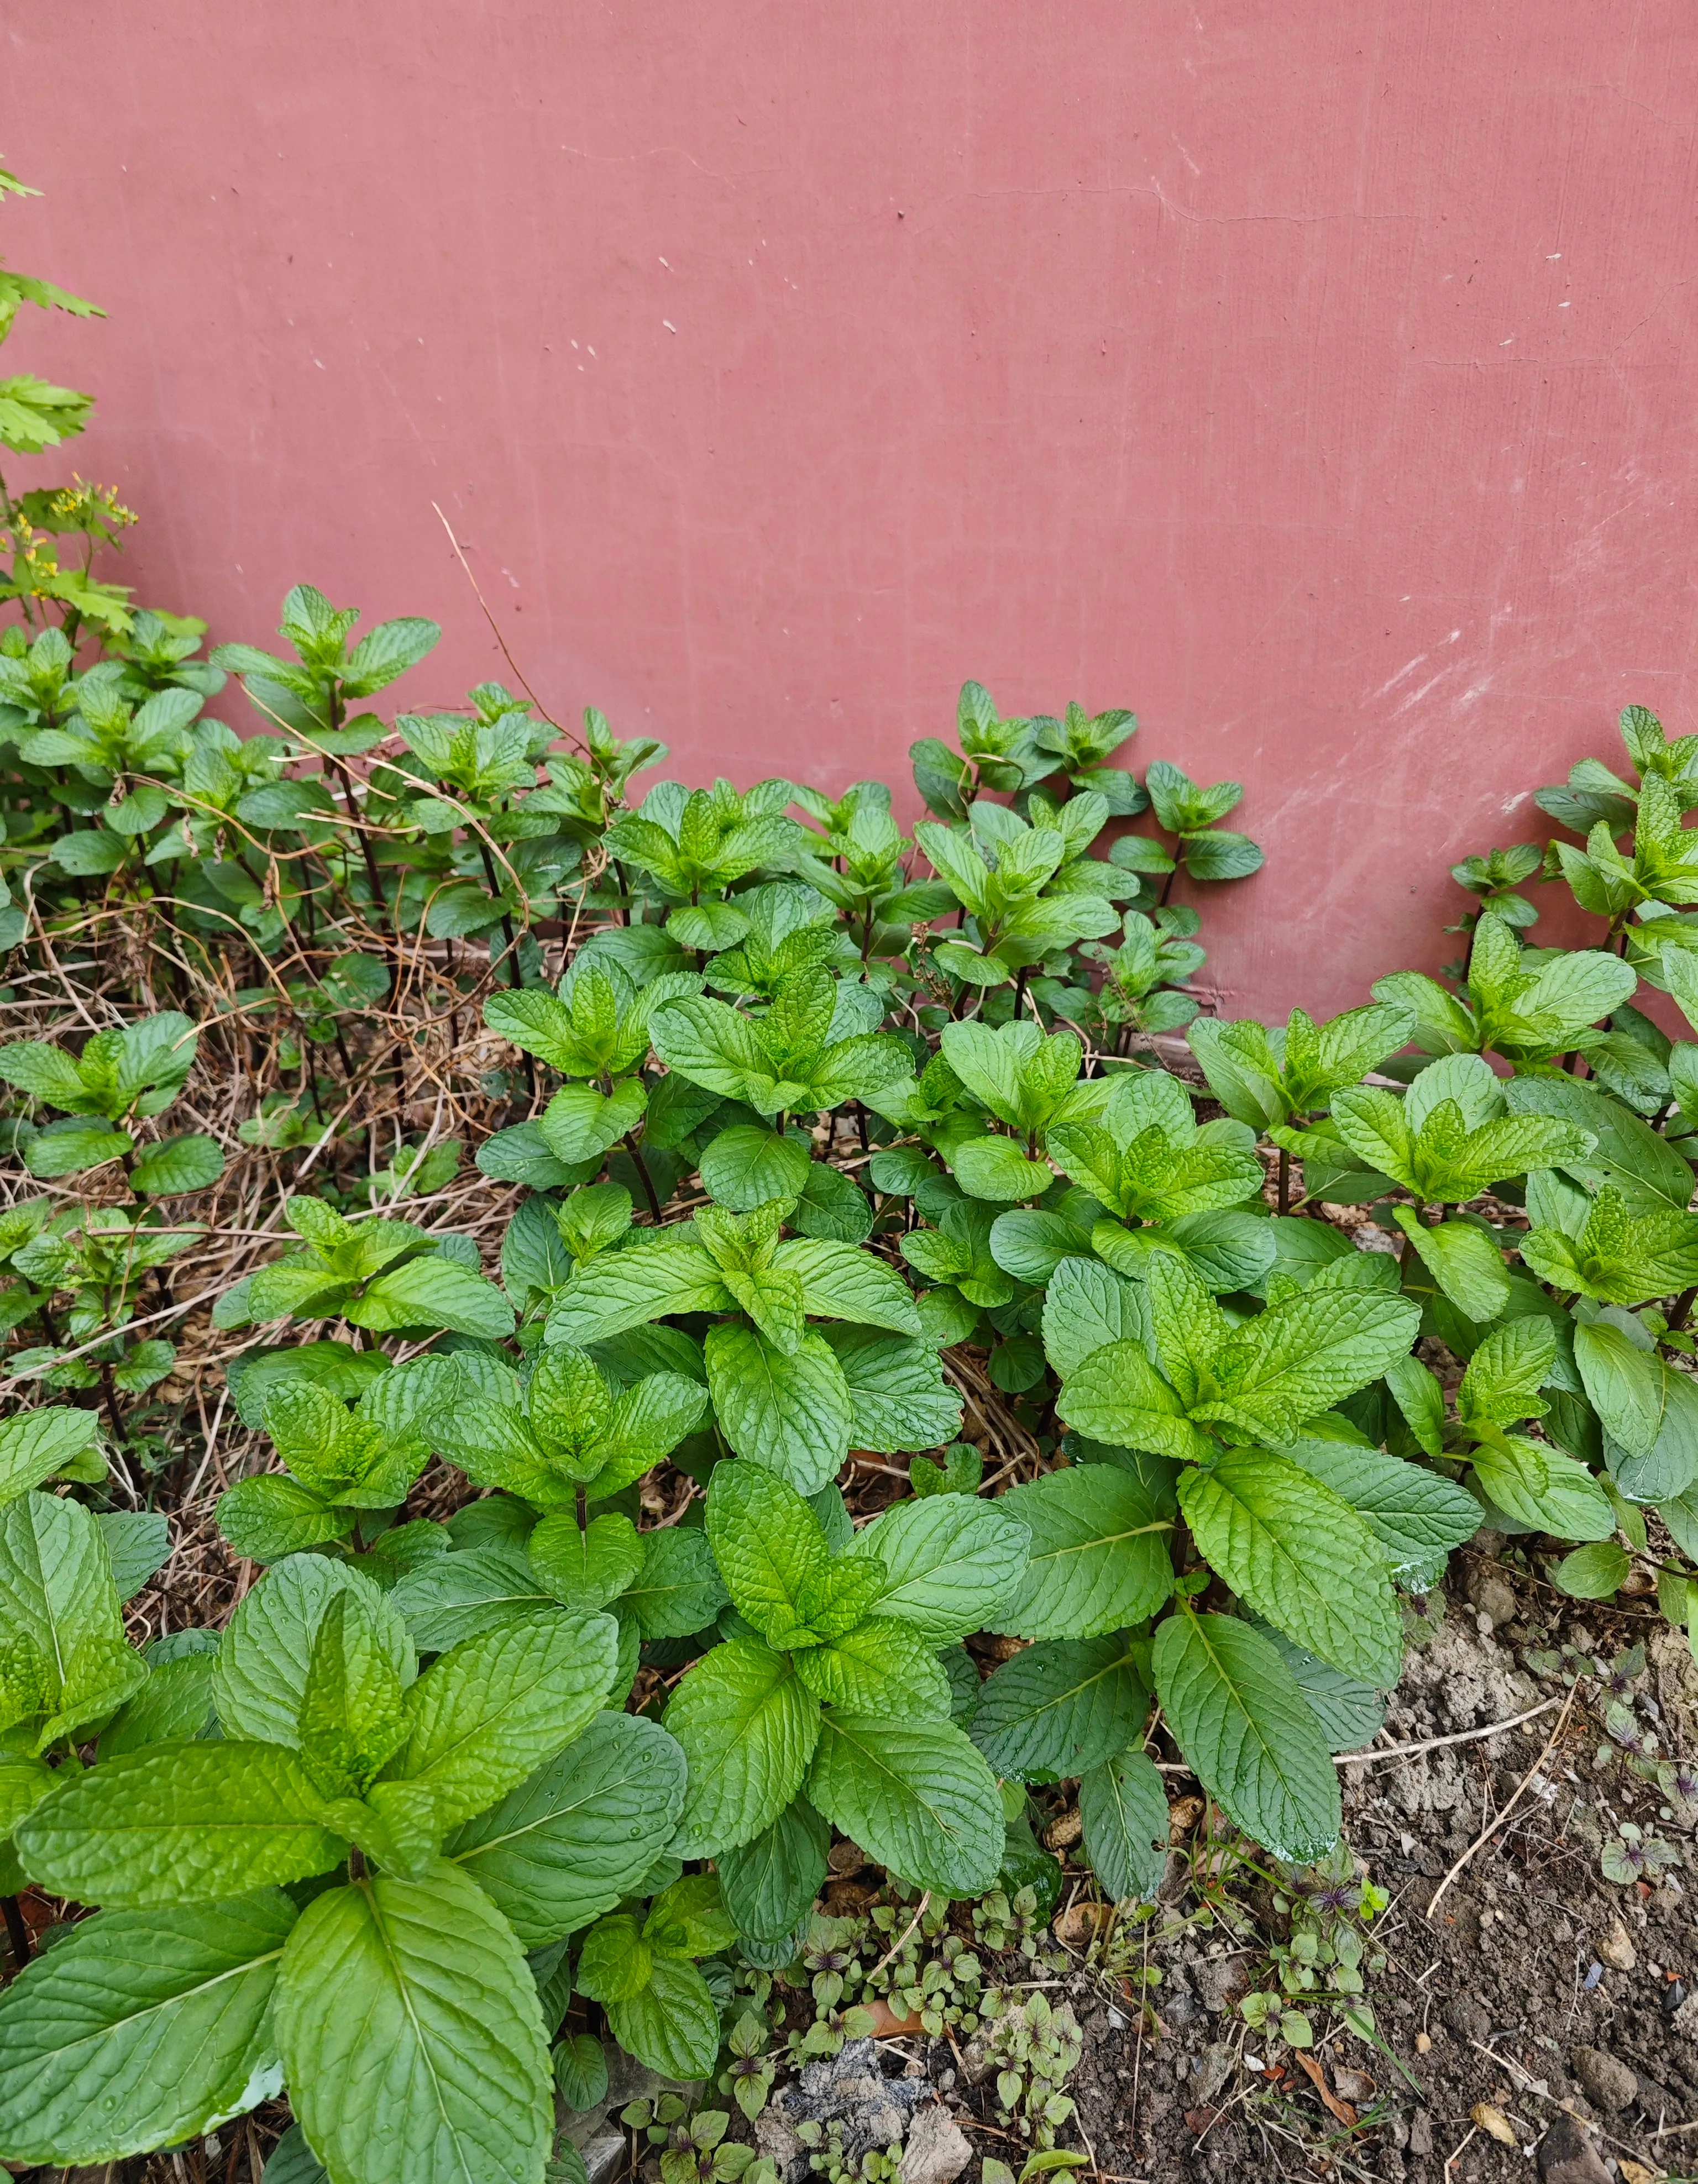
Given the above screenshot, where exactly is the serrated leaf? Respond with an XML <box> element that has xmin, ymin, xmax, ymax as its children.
<box><xmin>447</xmin><ymin>1712</ymin><xmax>688</xmax><ymax>1946</ymax></box>
<box><xmin>706</xmin><ymin>1322</ymin><xmax>852</xmax><ymax>1493</ymax></box>
<box><xmin>1055</xmin><ymin>1339</ymin><xmax>1217</xmax><ymax>1466</ymax></box>
<box><xmin>806</xmin><ymin>1711</ymin><xmax>1004</xmax><ymax>1896</ymax></box>
<box><xmin>1041</xmin><ymin>1257</ymin><xmax>1149</xmax><ymax>1377</ymax></box>
<box><xmin>275</xmin><ymin>1861</ymin><xmax>551</xmax><ymax>2184</ymax></box>
<box><xmin>621</xmin><ymin>1529</ymin><xmax>730</xmax><ymax>1639</ymax></box>
<box><xmin>607</xmin><ymin>1954</ymin><xmax>721</xmax><ymax>2081</ymax></box>
<box><xmin>1078</xmin><ymin>1749</ymin><xmax>1168</xmax><ymax>1903</ymax></box>
<box><xmin>0</xmin><ymin>1889</ymin><xmax>297</xmax><ymax>2164</ymax></box>
<box><xmin>971</xmin><ymin>1636</ymin><xmax>1149</xmax><ymax>1781</ymax></box>
<box><xmin>0</xmin><ymin>1404</ymin><xmax>99</xmax><ymax>1504</ymax></box>
<box><xmin>717</xmin><ymin>1796</ymin><xmax>831</xmax><ymax>1943</ymax></box>
<box><xmin>665</xmin><ymin>1636</ymin><xmax>822</xmax><ymax>1856</ymax></box>
<box><xmin>1392</xmin><ymin>1210</ymin><xmax>1511</xmax><ymax>1322</ymax></box>
<box><xmin>374</xmin><ymin>1611</ymin><xmax>617</xmax><ymax>1845</ymax></box>
<box><xmin>820</xmin><ymin>1323</ymin><xmax>964</xmax><ymax>1453</ymax></box>
<box><xmin>17</xmin><ymin>1743</ymin><xmax>348</xmax><ymax>1907</ymax></box>
<box><xmin>212</xmin><ymin>1557</ymin><xmax>413</xmax><ymax>1750</ymax></box>
<box><xmin>842</xmin><ymin>1493</ymin><xmax>1031</xmax><ymax>1642</ymax></box>
<box><xmin>390</xmin><ymin>1547</ymin><xmax>557</xmax><ymax>1652</ymax></box>
<box><xmin>528</xmin><ymin>1513</ymin><xmax>644</xmax><ymax>1612</ymax></box>
<box><xmin>350</xmin><ymin>1254</ymin><xmax>515</xmax><ymax>1340</ymax></box>
<box><xmin>990</xmin><ymin>1468</ymin><xmax>1174</xmax><ymax>1640</ymax></box>
<box><xmin>1470</xmin><ymin>1435</ymin><xmax>1616</xmax><ymax>1539</ymax></box>
<box><xmin>705</xmin><ymin>1460</ymin><xmax>831</xmax><ymax>1642</ymax></box>
<box><xmin>1152</xmin><ymin>1612</ymin><xmax>1339</xmax><ymax>1864</ymax></box>
<box><xmin>1280</xmin><ymin>1438</ymin><xmax>1482</xmax><ymax>1580</ymax></box>
<box><xmin>700</xmin><ymin>1124</ymin><xmax>813</xmax><ymax>1210</ymax></box>
<box><xmin>1178</xmin><ymin>1453</ymin><xmax>1402</xmax><ymax>1684</ymax></box>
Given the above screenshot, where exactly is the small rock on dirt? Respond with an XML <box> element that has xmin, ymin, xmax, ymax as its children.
<box><xmin>1193</xmin><ymin>1951</ymin><xmax>1252</xmax><ymax>2013</ymax></box>
<box><xmin>1192</xmin><ymin>2043</ymin><xmax>1234</xmax><ymax>2104</ymax></box>
<box><xmin>898</xmin><ymin>2104</ymin><xmax>972</xmax><ymax>2184</ymax></box>
<box><xmin>1569</xmin><ymin>2046</ymin><xmax>1638</xmax><ymax>2113</ymax></box>
<box><xmin>1596</xmin><ymin>1917</ymin><xmax>1637</xmax><ymax>1971</ymax></box>
<box><xmin>1466</xmin><ymin>1565</ymin><xmax>1518</xmax><ymax>1629</ymax></box>
<box><xmin>1537</xmin><ymin>2113</ymin><xmax>1612</xmax><ymax>2184</ymax></box>
<box><xmin>1442</xmin><ymin>1995</ymin><xmax>1492</xmax><ymax>2043</ymax></box>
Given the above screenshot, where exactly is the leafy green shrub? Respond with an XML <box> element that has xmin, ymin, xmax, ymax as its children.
<box><xmin>3</xmin><ymin>198</ymin><xmax>1698</xmax><ymax>2172</ymax></box>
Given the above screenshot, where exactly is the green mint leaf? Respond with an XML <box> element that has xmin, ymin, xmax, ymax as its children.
<box><xmin>793</xmin><ymin>1619</ymin><xmax>953</xmax><ymax>1717</ymax></box>
<box><xmin>18</xmin><ymin>1742</ymin><xmax>348</xmax><ymax>1907</ymax></box>
<box><xmin>447</xmin><ymin>1712</ymin><xmax>687</xmax><ymax>1946</ymax></box>
<box><xmin>717</xmin><ymin>1796</ymin><xmax>831</xmax><ymax>1944</ymax></box>
<box><xmin>1392</xmin><ymin>1211</ymin><xmax>1511</xmax><ymax>1323</ymax></box>
<box><xmin>212</xmin><ymin>1557</ymin><xmax>415</xmax><ymax>1749</ymax></box>
<box><xmin>0</xmin><ymin>1889</ymin><xmax>296</xmax><ymax>2164</ymax></box>
<box><xmin>990</xmin><ymin>1467</ymin><xmax>1175</xmax><ymax>1641</ymax></box>
<box><xmin>819</xmin><ymin>1325</ymin><xmax>964</xmax><ymax>1454</ymax></box>
<box><xmin>1178</xmin><ymin>1452</ymin><xmax>1402</xmax><ymax>1686</ymax></box>
<box><xmin>842</xmin><ymin>1494</ymin><xmax>1031</xmax><ymax>1642</ymax></box>
<box><xmin>705</xmin><ymin>1461</ymin><xmax>831</xmax><ymax>1643</ymax></box>
<box><xmin>276</xmin><ymin>1861</ymin><xmax>551</xmax><ymax>2184</ymax></box>
<box><xmin>1280</xmin><ymin>1437</ymin><xmax>1482</xmax><ymax>1581</ymax></box>
<box><xmin>528</xmin><ymin>1513</ymin><xmax>645</xmax><ymax>1613</ymax></box>
<box><xmin>607</xmin><ymin>1955</ymin><xmax>722</xmax><ymax>2081</ymax></box>
<box><xmin>706</xmin><ymin>1323</ymin><xmax>853</xmax><ymax>1492</ymax></box>
<box><xmin>806</xmin><ymin>1712</ymin><xmax>1004</xmax><ymax>1898</ymax></box>
<box><xmin>1040</xmin><ymin>1256</ymin><xmax>1149</xmax><ymax>1377</ymax></box>
<box><xmin>0</xmin><ymin>1405</ymin><xmax>99</xmax><ymax>1504</ymax></box>
<box><xmin>1152</xmin><ymin>1611</ymin><xmax>1340</xmax><ymax>1865</ymax></box>
<box><xmin>971</xmin><ymin>1636</ymin><xmax>1150</xmax><ymax>1781</ymax></box>
<box><xmin>373</xmin><ymin>1610</ymin><xmax>618</xmax><ymax>1845</ymax></box>
<box><xmin>1078</xmin><ymin>1749</ymin><xmax>1168</xmax><ymax>1903</ymax></box>
<box><xmin>620</xmin><ymin>1529</ymin><xmax>731</xmax><ymax>1639</ymax></box>
<box><xmin>664</xmin><ymin>1635</ymin><xmax>822</xmax><ymax>1857</ymax></box>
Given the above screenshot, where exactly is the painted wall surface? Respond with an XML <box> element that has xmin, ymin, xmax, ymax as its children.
<box><xmin>8</xmin><ymin>3</ymin><xmax>1698</xmax><ymax>1019</ymax></box>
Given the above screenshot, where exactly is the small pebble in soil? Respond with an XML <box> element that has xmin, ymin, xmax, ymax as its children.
<box><xmin>1569</xmin><ymin>2046</ymin><xmax>1638</xmax><ymax>2113</ymax></box>
<box><xmin>1596</xmin><ymin>1918</ymin><xmax>1637</xmax><ymax>1971</ymax></box>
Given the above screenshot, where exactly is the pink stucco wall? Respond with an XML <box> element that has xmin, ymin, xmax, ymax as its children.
<box><xmin>9</xmin><ymin>3</ymin><xmax>1698</xmax><ymax>1019</ymax></box>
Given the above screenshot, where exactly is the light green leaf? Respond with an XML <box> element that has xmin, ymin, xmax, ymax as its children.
<box><xmin>774</xmin><ymin>1236</ymin><xmax>924</xmax><ymax>1335</ymax></box>
<box><xmin>130</xmin><ymin>1132</ymin><xmax>225</xmax><ymax>1196</ymax></box>
<box><xmin>665</xmin><ymin>1636</ymin><xmax>822</xmax><ymax>1856</ymax></box>
<box><xmin>1574</xmin><ymin>1321</ymin><xmax>1668</xmax><ymax>1458</ymax></box>
<box><xmin>1552</xmin><ymin>1541</ymin><xmax>1631</xmax><ymax>1599</ymax></box>
<box><xmin>528</xmin><ymin>1513</ymin><xmax>644</xmax><ymax>1612</ymax></box>
<box><xmin>700</xmin><ymin>1125</ymin><xmax>813</xmax><ymax>1210</ymax></box>
<box><xmin>1078</xmin><ymin>1749</ymin><xmax>1168</xmax><ymax>1903</ymax></box>
<box><xmin>794</xmin><ymin>1618</ymin><xmax>953</xmax><ymax>1718</ymax></box>
<box><xmin>718</xmin><ymin>1796</ymin><xmax>831</xmax><ymax>1944</ymax></box>
<box><xmin>1201</xmin><ymin>1285</ymin><xmax>1421</xmax><ymax>1441</ymax></box>
<box><xmin>990</xmin><ymin>1468</ymin><xmax>1174</xmax><ymax>1641</ymax></box>
<box><xmin>0</xmin><ymin>1488</ymin><xmax>124</xmax><ymax>1681</ymax></box>
<box><xmin>17</xmin><ymin>1743</ymin><xmax>348</xmax><ymax>1907</ymax></box>
<box><xmin>1470</xmin><ymin>1436</ymin><xmax>1616</xmax><ymax>1540</ymax></box>
<box><xmin>1178</xmin><ymin>1453</ymin><xmax>1402</xmax><ymax>1685</ymax></box>
<box><xmin>1055</xmin><ymin>1340</ymin><xmax>1216</xmax><ymax>1466</ymax></box>
<box><xmin>1280</xmin><ymin>1439</ymin><xmax>1482</xmax><ymax>1581</ymax></box>
<box><xmin>607</xmin><ymin>1955</ymin><xmax>721</xmax><ymax>2081</ymax></box>
<box><xmin>350</xmin><ymin>1254</ymin><xmax>515</xmax><ymax>1340</ymax></box>
<box><xmin>213</xmin><ymin>1558</ymin><xmax>415</xmax><ymax>1748</ymax></box>
<box><xmin>1152</xmin><ymin>1612</ymin><xmax>1339</xmax><ymax>1865</ymax></box>
<box><xmin>0</xmin><ymin>1889</ymin><xmax>297</xmax><ymax>2164</ymax></box>
<box><xmin>1391</xmin><ymin>1211</ymin><xmax>1511</xmax><ymax>1323</ymax></box>
<box><xmin>447</xmin><ymin>1712</ymin><xmax>688</xmax><ymax>1946</ymax></box>
<box><xmin>1040</xmin><ymin>1257</ymin><xmax>1149</xmax><ymax>1377</ymax></box>
<box><xmin>621</xmin><ymin>1530</ymin><xmax>730</xmax><ymax>1639</ymax></box>
<box><xmin>0</xmin><ymin>1405</ymin><xmax>100</xmax><ymax>1503</ymax></box>
<box><xmin>806</xmin><ymin>1712</ymin><xmax>1004</xmax><ymax>1897</ymax></box>
<box><xmin>706</xmin><ymin>1460</ymin><xmax>830</xmax><ymax>1642</ymax></box>
<box><xmin>843</xmin><ymin>1494</ymin><xmax>1032</xmax><ymax>1642</ymax></box>
<box><xmin>374</xmin><ymin>1611</ymin><xmax>617</xmax><ymax>1844</ymax></box>
<box><xmin>705</xmin><ymin>1322</ymin><xmax>852</xmax><ymax>1493</ymax></box>
<box><xmin>951</xmin><ymin>1136</ymin><xmax>1055</xmax><ymax>1202</ymax></box>
<box><xmin>538</xmin><ymin>1080</ymin><xmax>647</xmax><ymax>1165</ymax></box>
<box><xmin>275</xmin><ymin>1861</ymin><xmax>552</xmax><ymax>2184</ymax></box>
<box><xmin>544</xmin><ymin>1238</ymin><xmax>732</xmax><ymax>1346</ymax></box>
